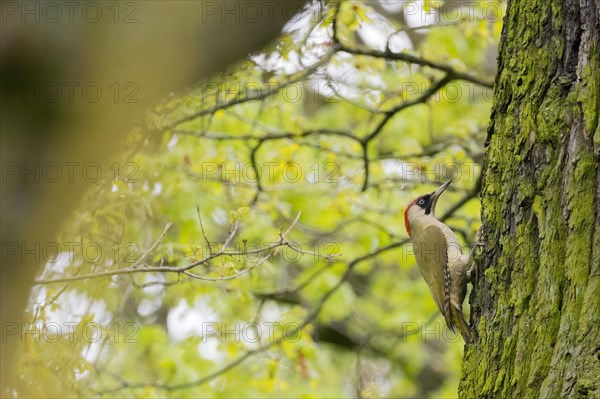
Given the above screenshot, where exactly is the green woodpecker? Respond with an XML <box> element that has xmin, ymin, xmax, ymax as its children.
<box><xmin>404</xmin><ymin>180</ymin><xmax>473</xmax><ymax>343</ymax></box>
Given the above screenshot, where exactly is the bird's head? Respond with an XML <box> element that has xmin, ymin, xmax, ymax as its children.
<box><xmin>404</xmin><ymin>180</ymin><xmax>452</xmax><ymax>236</ymax></box>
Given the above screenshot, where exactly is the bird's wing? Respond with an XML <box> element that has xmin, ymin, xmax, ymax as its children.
<box><xmin>414</xmin><ymin>224</ymin><xmax>453</xmax><ymax>330</ymax></box>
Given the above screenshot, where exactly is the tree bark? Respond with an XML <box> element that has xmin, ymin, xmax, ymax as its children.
<box><xmin>460</xmin><ymin>0</ymin><xmax>600</xmax><ymax>397</ymax></box>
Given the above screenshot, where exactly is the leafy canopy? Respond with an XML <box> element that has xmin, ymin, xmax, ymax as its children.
<box><xmin>21</xmin><ymin>1</ymin><xmax>502</xmax><ymax>397</ymax></box>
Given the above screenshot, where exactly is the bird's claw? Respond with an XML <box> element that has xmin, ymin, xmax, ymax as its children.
<box><xmin>467</xmin><ymin>240</ymin><xmax>486</xmax><ymax>282</ymax></box>
<box><xmin>469</xmin><ymin>241</ymin><xmax>485</xmax><ymax>256</ymax></box>
<box><xmin>467</xmin><ymin>267</ymin><xmax>473</xmax><ymax>282</ymax></box>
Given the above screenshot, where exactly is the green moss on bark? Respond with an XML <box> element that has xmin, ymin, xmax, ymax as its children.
<box><xmin>459</xmin><ymin>0</ymin><xmax>600</xmax><ymax>397</ymax></box>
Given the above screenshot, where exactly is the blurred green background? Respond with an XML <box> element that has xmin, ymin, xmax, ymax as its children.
<box><xmin>9</xmin><ymin>1</ymin><xmax>503</xmax><ymax>397</ymax></box>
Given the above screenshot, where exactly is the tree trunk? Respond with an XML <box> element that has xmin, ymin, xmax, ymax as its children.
<box><xmin>460</xmin><ymin>0</ymin><xmax>600</xmax><ymax>398</ymax></box>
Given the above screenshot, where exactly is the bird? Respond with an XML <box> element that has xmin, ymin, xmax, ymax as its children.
<box><xmin>404</xmin><ymin>180</ymin><xmax>476</xmax><ymax>344</ymax></box>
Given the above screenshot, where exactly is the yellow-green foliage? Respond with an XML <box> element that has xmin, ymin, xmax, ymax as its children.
<box><xmin>18</xmin><ymin>2</ymin><xmax>502</xmax><ymax>397</ymax></box>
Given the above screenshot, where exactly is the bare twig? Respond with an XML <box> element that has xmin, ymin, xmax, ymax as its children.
<box><xmin>196</xmin><ymin>208</ymin><xmax>213</xmax><ymax>255</ymax></box>
<box><xmin>35</xmin><ymin>214</ymin><xmax>306</xmax><ymax>285</ymax></box>
<box><xmin>131</xmin><ymin>222</ymin><xmax>172</xmax><ymax>268</ymax></box>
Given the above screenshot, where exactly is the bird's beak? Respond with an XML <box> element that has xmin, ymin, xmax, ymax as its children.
<box><xmin>429</xmin><ymin>180</ymin><xmax>452</xmax><ymax>215</ymax></box>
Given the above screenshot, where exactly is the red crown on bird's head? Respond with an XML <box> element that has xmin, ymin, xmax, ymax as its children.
<box><xmin>403</xmin><ymin>197</ymin><xmax>419</xmax><ymax>236</ymax></box>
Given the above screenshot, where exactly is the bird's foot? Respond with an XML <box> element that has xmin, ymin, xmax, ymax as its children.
<box><xmin>467</xmin><ymin>264</ymin><xmax>475</xmax><ymax>282</ymax></box>
<box><xmin>469</xmin><ymin>240</ymin><xmax>487</xmax><ymax>257</ymax></box>
<box><xmin>467</xmin><ymin>240</ymin><xmax>486</xmax><ymax>282</ymax></box>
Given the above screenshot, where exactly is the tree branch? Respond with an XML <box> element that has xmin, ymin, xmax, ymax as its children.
<box><xmin>34</xmin><ymin>213</ymin><xmax>309</xmax><ymax>285</ymax></box>
<box><xmin>339</xmin><ymin>45</ymin><xmax>494</xmax><ymax>88</ymax></box>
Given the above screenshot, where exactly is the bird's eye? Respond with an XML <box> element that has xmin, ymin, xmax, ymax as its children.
<box><xmin>418</xmin><ymin>199</ymin><xmax>425</xmax><ymax>205</ymax></box>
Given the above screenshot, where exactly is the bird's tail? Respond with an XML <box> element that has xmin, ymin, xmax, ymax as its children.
<box><xmin>451</xmin><ymin>306</ymin><xmax>471</xmax><ymax>344</ymax></box>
